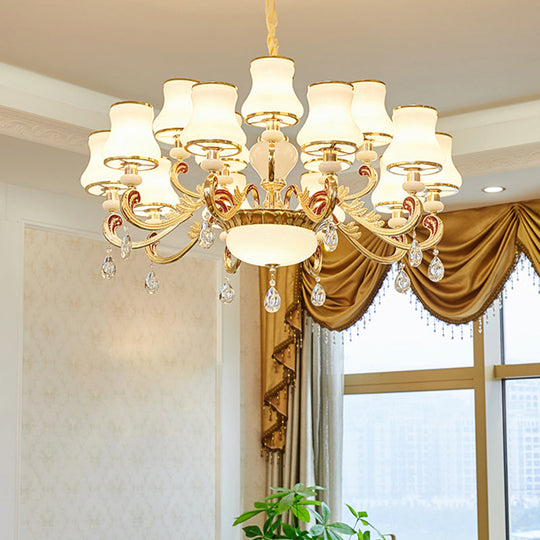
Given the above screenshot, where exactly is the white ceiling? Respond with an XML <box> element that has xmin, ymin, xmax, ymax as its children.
<box><xmin>1</xmin><ymin>0</ymin><xmax>540</xmax><ymax>211</ymax></box>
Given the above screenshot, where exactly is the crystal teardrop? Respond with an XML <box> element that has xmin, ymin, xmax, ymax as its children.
<box><xmin>323</xmin><ymin>221</ymin><xmax>338</xmax><ymax>252</ymax></box>
<box><xmin>120</xmin><ymin>232</ymin><xmax>132</xmax><ymax>259</ymax></box>
<box><xmin>311</xmin><ymin>282</ymin><xmax>326</xmax><ymax>307</ymax></box>
<box><xmin>145</xmin><ymin>269</ymin><xmax>160</xmax><ymax>294</ymax></box>
<box><xmin>264</xmin><ymin>286</ymin><xmax>281</xmax><ymax>313</ymax></box>
<box><xmin>219</xmin><ymin>278</ymin><xmax>235</xmax><ymax>304</ymax></box>
<box><xmin>101</xmin><ymin>255</ymin><xmax>116</xmax><ymax>280</ymax></box>
<box><xmin>199</xmin><ymin>221</ymin><xmax>215</xmax><ymax>249</ymax></box>
<box><xmin>408</xmin><ymin>239</ymin><xmax>423</xmax><ymax>268</ymax></box>
<box><xmin>428</xmin><ymin>255</ymin><xmax>445</xmax><ymax>282</ymax></box>
<box><xmin>395</xmin><ymin>266</ymin><xmax>411</xmax><ymax>293</ymax></box>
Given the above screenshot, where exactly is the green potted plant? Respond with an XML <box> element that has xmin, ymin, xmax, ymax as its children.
<box><xmin>233</xmin><ymin>484</ymin><xmax>386</xmax><ymax>540</ymax></box>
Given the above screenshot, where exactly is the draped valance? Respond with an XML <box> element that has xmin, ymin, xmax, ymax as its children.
<box><xmin>260</xmin><ymin>199</ymin><xmax>540</xmax><ymax>453</ymax></box>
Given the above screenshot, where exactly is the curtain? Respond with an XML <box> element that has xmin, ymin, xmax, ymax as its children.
<box><xmin>265</xmin><ymin>316</ymin><xmax>344</xmax><ymax>520</ymax></box>
<box><xmin>260</xmin><ymin>198</ymin><xmax>540</xmax><ymax>455</ymax></box>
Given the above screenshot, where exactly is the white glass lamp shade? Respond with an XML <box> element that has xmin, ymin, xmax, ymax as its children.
<box><xmin>301</xmin><ymin>152</ymin><xmax>353</xmax><ymax>173</ymax></box>
<box><xmin>249</xmin><ymin>139</ymin><xmax>298</xmax><ymax>181</ymax></box>
<box><xmin>241</xmin><ymin>56</ymin><xmax>304</xmax><ymax>127</ymax></box>
<box><xmin>136</xmin><ymin>156</ymin><xmax>178</xmax><ymax>212</ymax></box>
<box><xmin>80</xmin><ymin>131</ymin><xmax>123</xmax><ymax>195</ymax></box>
<box><xmin>153</xmin><ymin>78</ymin><xmax>197</xmax><ymax>145</ymax></box>
<box><xmin>299</xmin><ymin>172</ymin><xmax>345</xmax><ymax>221</ymax></box>
<box><xmin>226</xmin><ymin>224</ymin><xmax>317</xmax><ymax>266</ymax></box>
<box><xmin>383</xmin><ymin>105</ymin><xmax>444</xmax><ymax>175</ymax></box>
<box><xmin>196</xmin><ymin>145</ymin><xmax>249</xmax><ymax>172</ymax></box>
<box><xmin>103</xmin><ymin>101</ymin><xmax>160</xmax><ymax>171</ymax></box>
<box><xmin>423</xmin><ymin>133</ymin><xmax>462</xmax><ymax>196</ymax></box>
<box><xmin>351</xmin><ymin>80</ymin><xmax>393</xmax><ymax>146</ymax></box>
<box><xmin>371</xmin><ymin>157</ymin><xmax>408</xmax><ymax>213</ymax></box>
<box><xmin>180</xmin><ymin>82</ymin><xmax>246</xmax><ymax>158</ymax></box>
<box><xmin>297</xmin><ymin>81</ymin><xmax>363</xmax><ymax>157</ymax></box>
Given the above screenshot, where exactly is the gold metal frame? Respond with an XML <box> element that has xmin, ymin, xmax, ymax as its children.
<box><xmin>244</xmin><ymin>111</ymin><xmax>300</xmax><ymax>128</ymax></box>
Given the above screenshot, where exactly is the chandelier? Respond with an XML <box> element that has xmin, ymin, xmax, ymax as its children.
<box><xmin>80</xmin><ymin>0</ymin><xmax>462</xmax><ymax>312</ymax></box>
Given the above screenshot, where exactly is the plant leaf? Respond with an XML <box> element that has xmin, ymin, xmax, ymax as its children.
<box><xmin>277</xmin><ymin>493</ymin><xmax>296</xmax><ymax>514</ymax></box>
<box><xmin>310</xmin><ymin>524</ymin><xmax>325</xmax><ymax>536</ymax></box>
<box><xmin>328</xmin><ymin>522</ymin><xmax>357</xmax><ymax>535</ymax></box>
<box><xmin>326</xmin><ymin>529</ymin><xmax>343</xmax><ymax>540</ymax></box>
<box><xmin>282</xmin><ymin>523</ymin><xmax>297</xmax><ymax>537</ymax></box>
<box><xmin>320</xmin><ymin>502</ymin><xmax>331</xmax><ymax>524</ymax></box>
<box><xmin>363</xmin><ymin>531</ymin><xmax>371</xmax><ymax>540</ymax></box>
<box><xmin>294</xmin><ymin>483</ymin><xmax>305</xmax><ymax>492</ymax></box>
<box><xmin>346</xmin><ymin>504</ymin><xmax>358</xmax><ymax>519</ymax></box>
<box><xmin>243</xmin><ymin>525</ymin><xmax>263</xmax><ymax>538</ymax></box>
<box><xmin>292</xmin><ymin>504</ymin><xmax>311</xmax><ymax>523</ymax></box>
<box><xmin>233</xmin><ymin>509</ymin><xmax>263</xmax><ymax>526</ymax></box>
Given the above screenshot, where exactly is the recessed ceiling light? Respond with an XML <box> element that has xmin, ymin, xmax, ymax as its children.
<box><xmin>482</xmin><ymin>186</ymin><xmax>506</xmax><ymax>193</ymax></box>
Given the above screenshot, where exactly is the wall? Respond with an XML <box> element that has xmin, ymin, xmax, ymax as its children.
<box><xmin>0</xmin><ymin>183</ymin><xmax>263</xmax><ymax>539</ymax></box>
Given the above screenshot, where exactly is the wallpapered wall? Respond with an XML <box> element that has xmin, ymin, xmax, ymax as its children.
<box><xmin>20</xmin><ymin>228</ymin><xmax>218</xmax><ymax>539</ymax></box>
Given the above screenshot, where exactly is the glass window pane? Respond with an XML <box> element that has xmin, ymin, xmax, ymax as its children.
<box><xmin>344</xmin><ymin>286</ymin><xmax>473</xmax><ymax>374</ymax></box>
<box><xmin>343</xmin><ymin>390</ymin><xmax>477</xmax><ymax>540</ymax></box>
<box><xmin>503</xmin><ymin>261</ymin><xmax>540</xmax><ymax>364</ymax></box>
<box><xmin>505</xmin><ymin>379</ymin><xmax>540</xmax><ymax>539</ymax></box>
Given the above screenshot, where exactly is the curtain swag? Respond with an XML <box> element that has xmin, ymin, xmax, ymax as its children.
<box><xmin>260</xmin><ymin>198</ymin><xmax>540</xmax><ymax>454</ymax></box>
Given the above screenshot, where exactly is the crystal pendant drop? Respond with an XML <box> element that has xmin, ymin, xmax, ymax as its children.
<box><xmin>120</xmin><ymin>231</ymin><xmax>132</xmax><ymax>260</ymax></box>
<box><xmin>145</xmin><ymin>267</ymin><xmax>160</xmax><ymax>294</ymax></box>
<box><xmin>219</xmin><ymin>278</ymin><xmax>235</xmax><ymax>304</ymax></box>
<box><xmin>101</xmin><ymin>252</ymin><xmax>116</xmax><ymax>280</ymax></box>
<box><xmin>428</xmin><ymin>249</ymin><xmax>445</xmax><ymax>282</ymax></box>
<box><xmin>408</xmin><ymin>239</ymin><xmax>423</xmax><ymax>268</ymax></box>
<box><xmin>394</xmin><ymin>264</ymin><xmax>411</xmax><ymax>293</ymax></box>
<box><xmin>264</xmin><ymin>274</ymin><xmax>281</xmax><ymax>313</ymax></box>
<box><xmin>323</xmin><ymin>221</ymin><xmax>338</xmax><ymax>252</ymax></box>
<box><xmin>199</xmin><ymin>220</ymin><xmax>215</xmax><ymax>249</ymax></box>
<box><xmin>311</xmin><ymin>278</ymin><xmax>326</xmax><ymax>307</ymax></box>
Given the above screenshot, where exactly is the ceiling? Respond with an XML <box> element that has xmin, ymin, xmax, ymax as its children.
<box><xmin>0</xmin><ymin>0</ymin><xmax>540</xmax><ymax>211</ymax></box>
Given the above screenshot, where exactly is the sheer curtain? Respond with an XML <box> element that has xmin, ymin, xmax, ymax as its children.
<box><xmin>266</xmin><ymin>315</ymin><xmax>344</xmax><ymax>518</ymax></box>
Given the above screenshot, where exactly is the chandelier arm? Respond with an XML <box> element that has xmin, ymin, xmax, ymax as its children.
<box><xmin>418</xmin><ymin>214</ymin><xmax>444</xmax><ymax>250</ymax></box>
<box><xmin>102</xmin><ymin>213</ymin><xmax>183</xmax><ymax>249</ymax></box>
<box><xmin>169</xmin><ymin>160</ymin><xmax>203</xmax><ymax>201</ymax></box>
<box><xmin>145</xmin><ymin>236</ymin><xmax>199</xmax><ymax>265</ymax></box>
<box><xmin>120</xmin><ymin>188</ymin><xmax>199</xmax><ymax>231</ymax></box>
<box><xmin>224</xmin><ymin>246</ymin><xmax>242</xmax><ymax>275</ymax></box>
<box><xmin>303</xmin><ymin>245</ymin><xmax>323</xmax><ymax>277</ymax></box>
<box><xmin>245</xmin><ymin>184</ymin><xmax>262</xmax><ymax>208</ymax></box>
<box><xmin>339</xmin><ymin>224</ymin><xmax>407</xmax><ymax>264</ymax></box>
<box><xmin>294</xmin><ymin>176</ymin><xmax>339</xmax><ymax>224</ymax></box>
<box><xmin>340</xmin><ymin>164</ymin><xmax>379</xmax><ymax>202</ymax></box>
<box><xmin>203</xmin><ymin>174</ymin><xmax>245</xmax><ymax>222</ymax></box>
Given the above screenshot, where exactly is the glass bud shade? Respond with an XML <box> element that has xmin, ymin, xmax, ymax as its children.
<box><xmin>219</xmin><ymin>278</ymin><xmax>235</xmax><ymax>304</ymax></box>
<box><xmin>394</xmin><ymin>264</ymin><xmax>411</xmax><ymax>293</ymax></box>
<box><xmin>423</xmin><ymin>133</ymin><xmax>463</xmax><ymax>196</ymax></box>
<box><xmin>241</xmin><ymin>56</ymin><xmax>304</xmax><ymax>127</ymax></box>
<box><xmin>180</xmin><ymin>82</ymin><xmax>246</xmax><ymax>157</ymax></box>
<box><xmin>351</xmin><ymin>80</ymin><xmax>393</xmax><ymax>147</ymax></box>
<box><xmin>153</xmin><ymin>78</ymin><xmax>198</xmax><ymax>145</ymax></box>
<box><xmin>371</xmin><ymin>157</ymin><xmax>408</xmax><ymax>213</ymax></box>
<box><xmin>249</xmin><ymin>139</ymin><xmax>298</xmax><ymax>181</ymax></box>
<box><xmin>103</xmin><ymin>101</ymin><xmax>161</xmax><ymax>171</ymax></box>
<box><xmin>80</xmin><ymin>131</ymin><xmax>123</xmax><ymax>195</ymax></box>
<box><xmin>297</xmin><ymin>81</ymin><xmax>363</xmax><ymax>157</ymax></box>
<box><xmin>136</xmin><ymin>156</ymin><xmax>179</xmax><ymax>214</ymax></box>
<box><xmin>383</xmin><ymin>105</ymin><xmax>444</xmax><ymax>175</ymax></box>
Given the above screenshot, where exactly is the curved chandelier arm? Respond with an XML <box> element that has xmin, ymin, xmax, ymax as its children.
<box><xmin>203</xmin><ymin>174</ymin><xmax>246</xmax><ymax>222</ymax></box>
<box><xmin>418</xmin><ymin>214</ymin><xmax>444</xmax><ymax>251</ymax></box>
<box><xmin>303</xmin><ymin>245</ymin><xmax>323</xmax><ymax>277</ymax></box>
<box><xmin>169</xmin><ymin>160</ymin><xmax>202</xmax><ymax>201</ymax></box>
<box><xmin>103</xmin><ymin>213</ymin><xmax>183</xmax><ymax>249</ymax></box>
<box><xmin>119</xmin><ymin>188</ymin><xmax>199</xmax><ymax>231</ymax></box>
<box><xmin>245</xmin><ymin>184</ymin><xmax>261</xmax><ymax>209</ymax></box>
<box><xmin>339</xmin><ymin>223</ymin><xmax>407</xmax><ymax>264</ymax></box>
<box><xmin>340</xmin><ymin>164</ymin><xmax>379</xmax><ymax>202</ymax></box>
<box><xmin>224</xmin><ymin>246</ymin><xmax>242</xmax><ymax>275</ymax></box>
<box><xmin>145</xmin><ymin>234</ymin><xmax>199</xmax><ymax>265</ymax></box>
<box><xmin>293</xmin><ymin>176</ymin><xmax>339</xmax><ymax>224</ymax></box>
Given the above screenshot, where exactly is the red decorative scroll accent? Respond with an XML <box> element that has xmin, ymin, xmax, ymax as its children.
<box><xmin>402</xmin><ymin>196</ymin><xmax>416</xmax><ymax>215</ymax></box>
<box><xmin>423</xmin><ymin>214</ymin><xmax>439</xmax><ymax>235</ymax></box>
<box><xmin>245</xmin><ymin>184</ymin><xmax>261</xmax><ymax>207</ymax></box>
<box><xmin>126</xmin><ymin>189</ymin><xmax>141</xmax><ymax>213</ymax></box>
<box><xmin>173</xmin><ymin>160</ymin><xmax>189</xmax><ymax>175</ymax></box>
<box><xmin>146</xmin><ymin>232</ymin><xmax>159</xmax><ymax>256</ymax></box>
<box><xmin>391</xmin><ymin>234</ymin><xmax>405</xmax><ymax>242</ymax></box>
<box><xmin>214</xmin><ymin>188</ymin><xmax>234</xmax><ymax>213</ymax></box>
<box><xmin>358</xmin><ymin>164</ymin><xmax>372</xmax><ymax>177</ymax></box>
<box><xmin>309</xmin><ymin>189</ymin><xmax>328</xmax><ymax>216</ymax></box>
<box><xmin>106</xmin><ymin>214</ymin><xmax>123</xmax><ymax>234</ymax></box>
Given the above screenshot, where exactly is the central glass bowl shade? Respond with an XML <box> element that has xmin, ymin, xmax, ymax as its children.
<box><xmin>226</xmin><ymin>224</ymin><xmax>317</xmax><ymax>266</ymax></box>
<box><xmin>103</xmin><ymin>101</ymin><xmax>161</xmax><ymax>170</ymax></box>
<box><xmin>241</xmin><ymin>56</ymin><xmax>304</xmax><ymax>127</ymax></box>
<box><xmin>180</xmin><ymin>82</ymin><xmax>246</xmax><ymax>157</ymax></box>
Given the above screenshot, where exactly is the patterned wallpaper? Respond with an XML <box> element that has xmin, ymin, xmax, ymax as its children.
<box><xmin>20</xmin><ymin>228</ymin><xmax>218</xmax><ymax>539</ymax></box>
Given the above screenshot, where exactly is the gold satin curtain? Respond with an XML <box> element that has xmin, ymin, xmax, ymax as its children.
<box><xmin>260</xmin><ymin>199</ymin><xmax>540</xmax><ymax>453</ymax></box>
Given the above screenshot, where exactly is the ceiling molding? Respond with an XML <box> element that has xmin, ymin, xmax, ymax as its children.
<box><xmin>0</xmin><ymin>106</ymin><xmax>90</xmax><ymax>155</ymax></box>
